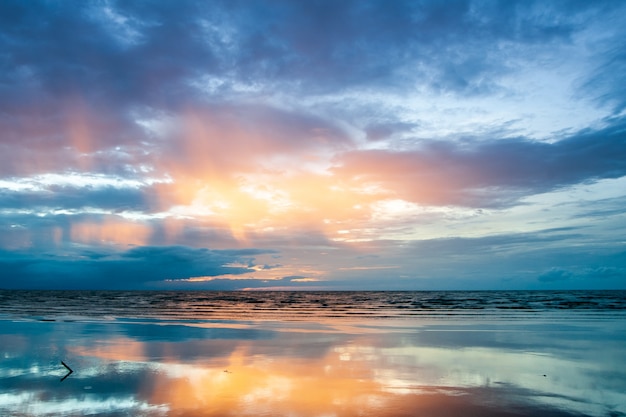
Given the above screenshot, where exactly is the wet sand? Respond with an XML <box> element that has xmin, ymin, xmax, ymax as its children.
<box><xmin>1</xmin><ymin>315</ymin><xmax>625</xmax><ymax>416</ymax></box>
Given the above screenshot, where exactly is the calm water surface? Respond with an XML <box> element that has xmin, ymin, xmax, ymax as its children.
<box><xmin>0</xmin><ymin>290</ymin><xmax>625</xmax><ymax>416</ymax></box>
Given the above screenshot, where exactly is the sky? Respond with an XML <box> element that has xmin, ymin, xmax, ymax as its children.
<box><xmin>1</xmin><ymin>0</ymin><xmax>625</xmax><ymax>290</ymax></box>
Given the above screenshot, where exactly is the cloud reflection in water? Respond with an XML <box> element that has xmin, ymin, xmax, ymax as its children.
<box><xmin>1</xmin><ymin>317</ymin><xmax>624</xmax><ymax>416</ymax></box>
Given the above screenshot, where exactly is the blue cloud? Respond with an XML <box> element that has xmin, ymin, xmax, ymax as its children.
<box><xmin>0</xmin><ymin>185</ymin><xmax>151</xmax><ymax>212</ymax></box>
<box><xmin>538</xmin><ymin>268</ymin><xmax>573</xmax><ymax>283</ymax></box>
<box><xmin>0</xmin><ymin>246</ymin><xmax>278</xmax><ymax>290</ymax></box>
<box><xmin>0</xmin><ymin>0</ymin><xmax>618</xmax><ymax>112</ymax></box>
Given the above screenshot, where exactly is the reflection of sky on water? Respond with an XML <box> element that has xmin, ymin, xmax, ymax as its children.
<box><xmin>1</xmin><ymin>317</ymin><xmax>625</xmax><ymax>416</ymax></box>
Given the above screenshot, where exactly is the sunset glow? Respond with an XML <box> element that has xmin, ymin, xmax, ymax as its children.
<box><xmin>1</xmin><ymin>1</ymin><xmax>625</xmax><ymax>289</ymax></box>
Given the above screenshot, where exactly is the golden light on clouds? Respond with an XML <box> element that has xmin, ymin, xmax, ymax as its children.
<box><xmin>177</xmin><ymin>260</ymin><xmax>325</xmax><ymax>284</ymax></box>
<box><xmin>156</xmin><ymin>167</ymin><xmax>389</xmax><ymax>245</ymax></box>
<box><xmin>2</xmin><ymin>0</ymin><xmax>626</xmax><ymax>290</ymax></box>
<box><xmin>3</xmin><ymin>103</ymin><xmax>435</xmax><ymax>251</ymax></box>
<box><xmin>70</xmin><ymin>219</ymin><xmax>151</xmax><ymax>247</ymax></box>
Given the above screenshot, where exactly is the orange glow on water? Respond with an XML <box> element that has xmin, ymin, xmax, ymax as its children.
<box><xmin>149</xmin><ymin>347</ymin><xmax>384</xmax><ymax>416</ymax></box>
<box><xmin>70</xmin><ymin>337</ymin><xmax>147</xmax><ymax>362</ymax></box>
<box><xmin>67</xmin><ymin>332</ymin><xmax>543</xmax><ymax>417</ymax></box>
<box><xmin>76</xmin><ymin>337</ymin><xmax>392</xmax><ymax>416</ymax></box>
<box><xmin>8</xmin><ymin>313</ymin><xmax>615</xmax><ymax>417</ymax></box>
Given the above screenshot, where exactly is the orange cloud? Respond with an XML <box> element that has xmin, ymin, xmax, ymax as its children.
<box><xmin>141</xmin><ymin>105</ymin><xmax>377</xmax><ymax>244</ymax></box>
<box><xmin>152</xmin><ymin>168</ymin><xmax>387</xmax><ymax>246</ymax></box>
<box><xmin>334</xmin><ymin>149</ymin><xmax>462</xmax><ymax>206</ymax></box>
<box><xmin>70</xmin><ymin>218</ymin><xmax>151</xmax><ymax>246</ymax></box>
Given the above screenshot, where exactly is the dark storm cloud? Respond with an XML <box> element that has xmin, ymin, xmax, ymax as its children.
<box><xmin>336</xmin><ymin>116</ymin><xmax>626</xmax><ymax>207</ymax></box>
<box><xmin>0</xmin><ymin>245</ymin><xmax>277</xmax><ymax>290</ymax></box>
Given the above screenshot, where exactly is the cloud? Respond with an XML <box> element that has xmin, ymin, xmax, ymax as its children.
<box><xmin>0</xmin><ymin>1</ymin><xmax>216</xmax><ymax>109</ymax></box>
<box><xmin>0</xmin><ymin>245</ymin><xmax>278</xmax><ymax>290</ymax></box>
<box><xmin>1</xmin><ymin>0</ymin><xmax>622</xmax><ymax>184</ymax></box>
<box><xmin>0</xmin><ymin>1</ymin><xmax>625</xmax><ymax>290</ymax></box>
<box><xmin>0</xmin><ymin>185</ymin><xmax>151</xmax><ymax>212</ymax></box>
<box><xmin>574</xmin><ymin>6</ymin><xmax>626</xmax><ymax>114</ymax></box>
<box><xmin>221</xmin><ymin>0</ymin><xmax>588</xmax><ymax>95</ymax></box>
<box><xmin>162</xmin><ymin>276</ymin><xmax>321</xmax><ymax>291</ymax></box>
<box><xmin>581</xmin><ymin>266</ymin><xmax>626</xmax><ymax>282</ymax></box>
<box><xmin>0</xmin><ymin>102</ymin><xmax>151</xmax><ymax>177</ymax></box>
<box><xmin>0</xmin><ymin>0</ymin><xmax>615</xmax><ymax>115</ymax></box>
<box><xmin>334</xmin><ymin>117</ymin><xmax>626</xmax><ymax>207</ymax></box>
<box><xmin>365</xmin><ymin>122</ymin><xmax>418</xmax><ymax>142</ymax></box>
<box><xmin>160</xmin><ymin>103</ymin><xmax>351</xmax><ymax>177</ymax></box>
<box><xmin>538</xmin><ymin>268</ymin><xmax>573</xmax><ymax>283</ymax></box>
<box><xmin>536</xmin><ymin>266</ymin><xmax>626</xmax><ymax>287</ymax></box>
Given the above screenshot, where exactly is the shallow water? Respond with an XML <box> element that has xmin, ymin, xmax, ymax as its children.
<box><xmin>1</xmin><ymin>291</ymin><xmax>625</xmax><ymax>416</ymax></box>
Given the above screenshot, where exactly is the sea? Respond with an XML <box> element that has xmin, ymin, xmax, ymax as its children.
<box><xmin>1</xmin><ymin>289</ymin><xmax>625</xmax><ymax>322</ymax></box>
<box><xmin>2</xmin><ymin>290</ymin><xmax>626</xmax><ymax>417</ymax></box>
